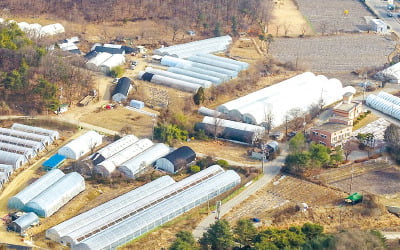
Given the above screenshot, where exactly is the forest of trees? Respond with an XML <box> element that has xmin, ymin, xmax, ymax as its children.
<box><xmin>0</xmin><ymin>22</ymin><xmax>93</xmax><ymax>115</ymax></box>
<box><xmin>0</xmin><ymin>0</ymin><xmax>272</xmax><ymax>34</ymax></box>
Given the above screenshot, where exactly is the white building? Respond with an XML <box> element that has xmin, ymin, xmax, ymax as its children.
<box><xmin>370</xmin><ymin>19</ymin><xmax>388</xmax><ymax>33</ymax></box>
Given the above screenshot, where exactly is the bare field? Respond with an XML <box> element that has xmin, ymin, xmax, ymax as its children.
<box><xmin>270</xmin><ymin>34</ymin><xmax>395</xmax><ymax>74</ymax></box>
<box><xmin>296</xmin><ymin>0</ymin><xmax>373</xmax><ymax>34</ymax></box>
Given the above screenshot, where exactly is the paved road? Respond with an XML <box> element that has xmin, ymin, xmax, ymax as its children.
<box><xmin>192</xmin><ymin>150</ymin><xmax>287</xmax><ymax>239</ymax></box>
<box><xmin>365</xmin><ymin>0</ymin><xmax>400</xmax><ymax>35</ymax></box>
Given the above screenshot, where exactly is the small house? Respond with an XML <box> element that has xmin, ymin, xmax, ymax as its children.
<box><xmin>155</xmin><ymin>146</ymin><xmax>196</xmax><ymax>173</ymax></box>
<box><xmin>112</xmin><ymin>77</ymin><xmax>132</xmax><ymax>103</ymax></box>
<box><xmin>129</xmin><ymin>100</ymin><xmax>144</xmax><ymax>109</ymax></box>
<box><xmin>136</xmin><ymin>46</ymin><xmax>146</xmax><ymax>54</ymax></box>
<box><xmin>56</xmin><ymin>104</ymin><xmax>68</xmax><ymax>114</ymax></box>
<box><xmin>370</xmin><ymin>19</ymin><xmax>388</xmax><ymax>33</ymax></box>
<box><xmin>7</xmin><ymin>212</ymin><xmax>39</xmax><ymax>234</ymax></box>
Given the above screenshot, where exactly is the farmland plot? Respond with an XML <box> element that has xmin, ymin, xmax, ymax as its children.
<box><xmin>270</xmin><ymin>34</ymin><xmax>395</xmax><ymax>74</ymax></box>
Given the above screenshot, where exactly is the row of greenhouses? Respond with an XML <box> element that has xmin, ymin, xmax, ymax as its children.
<box><xmin>8</xmin><ymin>169</ymin><xmax>85</xmax><ymax>217</ymax></box>
<box><xmin>366</xmin><ymin>91</ymin><xmax>400</xmax><ymax>120</ymax></box>
<box><xmin>46</xmin><ymin>165</ymin><xmax>240</xmax><ymax>249</ymax></box>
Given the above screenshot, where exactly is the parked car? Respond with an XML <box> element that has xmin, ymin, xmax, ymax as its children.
<box><xmin>387</xmin><ymin>12</ymin><xmax>393</xmax><ymax>17</ymax></box>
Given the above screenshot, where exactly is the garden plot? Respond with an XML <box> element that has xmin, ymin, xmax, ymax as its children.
<box><xmin>296</xmin><ymin>0</ymin><xmax>372</xmax><ymax>34</ymax></box>
<box><xmin>270</xmin><ymin>34</ymin><xmax>395</xmax><ymax>74</ymax></box>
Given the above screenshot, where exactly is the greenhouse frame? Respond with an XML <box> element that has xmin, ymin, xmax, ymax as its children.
<box><xmin>73</xmin><ymin>168</ymin><xmax>240</xmax><ymax>249</ymax></box>
<box><xmin>0</xmin><ymin>142</ymin><xmax>36</xmax><ymax>159</ymax></box>
<box><xmin>145</xmin><ymin>67</ymin><xmax>212</xmax><ymax>88</ymax></box>
<box><xmin>11</xmin><ymin>123</ymin><xmax>60</xmax><ymax>141</ymax></box>
<box><xmin>90</xmin><ymin>135</ymin><xmax>138</xmax><ymax>165</ymax></box>
<box><xmin>0</xmin><ymin>150</ymin><xmax>27</xmax><ymax>169</ymax></box>
<box><xmin>0</xmin><ymin>134</ymin><xmax>44</xmax><ymax>152</ymax></box>
<box><xmin>366</xmin><ymin>94</ymin><xmax>400</xmax><ymax>120</ymax></box>
<box><xmin>8</xmin><ymin>169</ymin><xmax>65</xmax><ymax>210</ymax></box>
<box><xmin>0</xmin><ymin>127</ymin><xmax>52</xmax><ymax>146</ymax></box>
<box><xmin>155</xmin><ymin>146</ymin><xmax>196</xmax><ymax>173</ymax></box>
<box><xmin>24</xmin><ymin>172</ymin><xmax>85</xmax><ymax>217</ymax></box>
<box><xmin>58</xmin><ymin>131</ymin><xmax>103</xmax><ymax>160</ymax></box>
<box><xmin>46</xmin><ymin>176</ymin><xmax>176</xmax><ymax>243</ymax></box>
<box><xmin>94</xmin><ymin>138</ymin><xmax>153</xmax><ymax>177</ymax></box>
<box><xmin>118</xmin><ymin>143</ymin><xmax>171</xmax><ymax>178</ymax></box>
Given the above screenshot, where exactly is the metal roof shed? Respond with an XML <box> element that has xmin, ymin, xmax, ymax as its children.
<box><xmin>8</xmin><ymin>169</ymin><xmax>65</xmax><ymax>210</ymax></box>
<box><xmin>112</xmin><ymin>77</ymin><xmax>132</xmax><ymax>102</ymax></box>
<box><xmin>24</xmin><ymin>172</ymin><xmax>85</xmax><ymax>217</ymax></box>
<box><xmin>8</xmin><ymin>212</ymin><xmax>39</xmax><ymax>234</ymax></box>
<box><xmin>11</xmin><ymin>123</ymin><xmax>60</xmax><ymax>141</ymax></box>
<box><xmin>0</xmin><ymin>150</ymin><xmax>27</xmax><ymax>169</ymax></box>
<box><xmin>155</xmin><ymin>146</ymin><xmax>196</xmax><ymax>173</ymax></box>
<box><xmin>118</xmin><ymin>143</ymin><xmax>171</xmax><ymax>178</ymax></box>
<box><xmin>58</xmin><ymin>131</ymin><xmax>103</xmax><ymax>160</ymax></box>
<box><xmin>42</xmin><ymin>154</ymin><xmax>66</xmax><ymax>171</ymax></box>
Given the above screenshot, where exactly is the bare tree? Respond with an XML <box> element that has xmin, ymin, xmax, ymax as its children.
<box><xmin>300</xmin><ymin>24</ymin><xmax>307</xmax><ymax>37</ymax></box>
<box><xmin>283</xmin><ymin>23</ymin><xmax>291</xmax><ymax>37</ymax></box>
<box><xmin>211</xmin><ymin>116</ymin><xmax>224</xmax><ymax>140</ymax></box>
<box><xmin>263</xmin><ymin>107</ymin><xmax>274</xmax><ymax>136</ymax></box>
<box><xmin>289</xmin><ymin>108</ymin><xmax>305</xmax><ymax>131</ymax></box>
<box><xmin>343</xmin><ymin>139</ymin><xmax>358</xmax><ymax>161</ymax></box>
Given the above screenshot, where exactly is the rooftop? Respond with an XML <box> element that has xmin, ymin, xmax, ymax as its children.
<box><xmin>333</xmin><ymin>101</ymin><xmax>360</xmax><ymax>112</ymax></box>
<box><xmin>312</xmin><ymin>123</ymin><xmax>351</xmax><ymax>133</ymax></box>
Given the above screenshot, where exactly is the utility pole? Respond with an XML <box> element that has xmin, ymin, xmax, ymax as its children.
<box><xmin>349</xmin><ymin>164</ymin><xmax>354</xmax><ymax>194</ymax></box>
<box><xmin>216</xmin><ymin>201</ymin><xmax>222</xmax><ymax>220</ymax></box>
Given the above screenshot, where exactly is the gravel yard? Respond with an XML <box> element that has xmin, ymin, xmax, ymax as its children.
<box><xmin>296</xmin><ymin>0</ymin><xmax>373</xmax><ymax>34</ymax></box>
<box><xmin>270</xmin><ymin>34</ymin><xmax>395</xmax><ymax>74</ymax></box>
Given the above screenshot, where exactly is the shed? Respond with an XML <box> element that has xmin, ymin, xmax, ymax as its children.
<box><xmin>112</xmin><ymin>77</ymin><xmax>132</xmax><ymax>102</ymax></box>
<box><xmin>370</xmin><ymin>19</ymin><xmax>388</xmax><ymax>33</ymax></box>
<box><xmin>129</xmin><ymin>100</ymin><xmax>144</xmax><ymax>109</ymax></box>
<box><xmin>155</xmin><ymin>146</ymin><xmax>196</xmax><ymax>173</ymax></box>
<box><xmin>58</xmin><ymin>131</ymin><xmax>102</xmax><ymax>160</ymax></box>
<box><xmin>42</xmin><ymin>154</ymin><xmax>66</xmax><ymax>171</ymax></box>
<box><xmin>7</xmin><ymin>212</ymin><xmax>39</xmax><ymax>234</ymax></box>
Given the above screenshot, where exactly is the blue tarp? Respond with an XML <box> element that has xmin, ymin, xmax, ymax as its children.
<box><xmin>43</xmin><ymin>154</ymin><xmax>66</xmax><ymax>170</ymax></box>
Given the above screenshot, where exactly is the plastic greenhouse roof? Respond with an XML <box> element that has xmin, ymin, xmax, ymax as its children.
<box><xmin>202</xmin><ymin>116</ymin><xmax>265</xmax><ymax>134</ymax></box>
<box><xmin>145</xmin><ymin>67</ymin><xmax>212</xmax><ymax>88</ymax></box>
<box><xmin>0</xmin><ymin>127</ymin><xmax>51</xmax><ymax>145</ymax></box>
<box><xmin>168</xmin><ymin>67</ymin><xmax>223</xmax><ymax>84</ymax></box>
<box><xmin>8</xmin><ymin>169</ymin><xmax>65</xmax><ymax>210</ymax></box>
<box><xmin>0</xmin><ymin>150</ymin><xmax>27</xmax><ymax>166</ymax></box>
<box><xmin>0</xmin><ymin>142</ymin><xmax>36</xmax><ymax>158</ymax></box>
<box><xmin>366</xmin><ymin>94</ymin><xmax>400</xmax><ymax>120</ymax></box>
<box><xmin>187</xmin><ymin>55</ymin><xmax>242</xmax><ymax>72</ymax></box>
<box><xmin>0</xmin><ymin>134</ymin><xmax>44</xmax><ymax>152</ymax></box>
<box><xmin>47</xmin><ymin>176</ymin><xmax>176</xmax><ymax>242</ymax></box>
<box><xmin>75</xmin><ymin>169</ymin><xmax>240</xmax><ymax>249</ymax></box>
<box><xmin>11</xmin><ymin>123</ymin><xmax>59</xmax><ymax>140</ymax></box>
<box><xmin>93</xmin><ymin>135</ymin><xmax>138</xmax><ymax>160</ymax></box>
<box><xmin>377</xmin><ymin>91</ymin><xmax>400</xmax><ymax>106</ymax></box>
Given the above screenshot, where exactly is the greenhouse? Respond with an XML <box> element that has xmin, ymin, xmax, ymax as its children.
<box><xmin>0</xmin><ymin>164</ymin><xmax>13</xmax><ymax>177</ymax></box>
<box><xmin>24</xmin><ymin>172</ymin><xmax>85</xmax><ymax>217</ymax></box>
<box><xmin>198</xmin><ymin>106</ymin><xmax>222</xmax><ymax>117</ymax></box>
<box><xmin>187</xmin><ymin>55</ymin><xmax>242</xmax><ymax>72</ymax></box>
<box><xmin>155</xmin><ymin>146</ymin><xmax>196</xmax><ymax>173</ymax></box>
<box><xmin>145</xmin><ymin>67</ymin><xmax>212</xmax><ymax>88</ymax></box>
<box><xmin>377</xmin><ymin>91</ymin><xmax>400</xmax><ymax>106</ymax></box>
<box><xmin>217</xmin><ymin>72</ymin><xmax>346</xmax><ymax>127</ymax></box>
<box><xmin>46</xmin><ymin>176</ymin><xmax>176</xmax><ymax>243</ymax></box>
<box><xmin>94</xmin><ymin>138</ymin><xmax>153</xmax><ymax>177</ymax></box>
<box><xmin>0</xmin><ymin>127</ymin><xmax>52</xmax><ymax>146</ymax></box>
<box><xmin>0</xmin><ymin>150</ymin><xmax>27</xmax><ymax>169</ymax></box>
<box><xmin>11</xmin><ymin>123</ymin><xmax>59</xmax><ymax>141</ymax></box>
<box><xmin>139</xmin><ymin>71</ymin><xmax>201</xmax><ymax>93</ymax></box>
<box><xmin>198</xmin><ymin>54</ymin><xmax>249</xmax><ymax>70</ymax></box>
<box><xmin>90</xmin><ymin>135</ymin><xmax>138</xmax><ymax>165</ymax></box>
<box><xmin>366</xmin><ymin>94</ymin><xmax>400</xmax><ymax>120</ymax></box>
<box><xmin>167</xmin><ymin>67</ymin><xmax>223</xmax><ymax>85</ymax></box>
<box><xmin>0</xmin><ymin>134</ymin><xmax>44</xmax><ymax>152</ymax></box>
<box><xmin>118</xmin><ymin>143</ymin><xmax>171</xmax><ymax>178</ymax></box>
<box><xmin>58</xmin><ymin>131</ymin><xmax>103</xmax><ymax>160</ymax></box>
<box><xmin>112</xmin><ymin>77</ymin><xmax>132</xmax><ymax>102</ymax></box>
<box><xmin>8</xmin><ymin>169</ymin><xmax>65</xmax><ymax>210</ymax></box>
<box><xmin>153</xmin><ymin>35</ymin><xmax>232</xmax><ymax>58</ymax></box>
<box><xmin>73</xmin><ymin>168</ymin><xmax>240</xmax><ymax>249</ymax></box>
<box><xmin>196</xmin><ymin>123</ymin><xmax>260</xmax><ymax>144</ymax></box>
<box><xmin>0</xmin><ymin>142</ymin><xmax>36</xmax><ymax>159</ymax></box>
<box><xmin>7</xmin><ymin>212</ymin><xmax>39</xmax><ymax>234</ymax></box>
<box><xmin>375</xmin><ymin>62</ymin><xmax>400</xmax><ymax>83</ymax></box>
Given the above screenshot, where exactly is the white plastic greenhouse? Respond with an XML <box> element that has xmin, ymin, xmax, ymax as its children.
<box><xmin>366</xmin><ymin>94</ymin><xmax>400</xmax><ymax>120</ymax></box>
<box><xmin>375</xmin><ymin>62</ymin><xmax>400</xmax><ymax>83</ymax></box>
<box><xmin>0</xmin><ymin>164</ymin><xmax>13</xmax><ymax>177</ymax></box>
<box><xmin>154</xmin><ymin>35</ymin><xmax>232</xmax><ymax>58</ymax></box>
<box><xmin>187</xmin><ymin>55</ymin><xmax>242</xmax><ymax>72</ymax></box>
<box><xmin>145</xmin><ymin>67</ymin><xmax>212</xmax><ymax>88</ymax></box>
<box><xmin>202</xmin><ymin>116</ymin><xmax>266</xmax><ymax>134</ymax></box>
<box><xmin>8</xmin><ymin>169</ymin><xmax>65</xmax><ymax>210</ymax></box>
<box><xmin>217</xmin><ymin>72</ymin><xmax>346</xmax><ymax>127</ymax></box>
<box><xmin>139</xmin><ymin>71</ymin><xmax>201</xmax><ymax>93</ymax></box>
<box><xmin>0</xmin><ymin>127</ymin><xmax>52</xmax><ymax>145</ymax></box>
<box><xmin>58</xmin><ymin>131</ymin><xmax>103</xmax><ymax>160</ymax></box>
<box><xmin>73</xmin><ymin>168</ymin><xmax>240</xmax><ymax>249</ymax></box>
<box><xmin>46</xmin><ymin>176</ymin><xmax>176</xmax><ymax>243</ymax></box>
<box><xmin>377</xmin><ymin>91</ymin><xmax>400</xmax><ymax>106</ymax></box>
<box><xmin>11</xmin><ymin>123</ymin><xmax>59</xmax><ymax>141</ymax></box>
<box><xmin>90</xmin><ymin>135</ymin><xmax>139</xmax><ymax>165</ymax></box>
<box><xmin>0</xmin><ymin>134</ymin><xmax>44</xmax><ymax>152</ymax></box>
<box><xmin>0</xmin><ymin>142</ymin><xmax>36</xmax><ymax>159</ymax></box>
<box><xmin>0</xmin><ymin>150</ymin><xmax>27</xmax><ymax>169</ymax></box>
<box><xmin>94</xmin><ymin>138</ymin><xmax>153</xmax><ymax>177</ymax></box>
<box><xmin>24</xmin><ymin>172</ymin><xmax>85</xmax><ymax>217</ymax></box>
<box><xmin>176</xmin><ymin>61</ymin><xmax>237</xmax><ymax>77</ymax></box>
<box><xmin>198</xmin><ymin>54</ymin><xmax>249</xmax><ymax>70</ymax></box>
<box><xmin>167</xmin><ymin>67</ymin><xmax>223</xmax><ymax>85</ymax></box>
<box><xmin>118</xmin><ymin>143</ymin><xmax>171</xmax><ymax>178</ymax></box>
<box><xmin>99</xmin><ymin>54</ymin><xmax>126</xmax><ymax>73</ymax></box>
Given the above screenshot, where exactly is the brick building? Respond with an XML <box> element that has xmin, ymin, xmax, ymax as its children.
<box><xmin>309</xmin><ymin>123</ymin><xmax>352</xmax><ymax>148</ymax></box>
<box><xmin>329</xmin><ymin>92</ymin><xmax>363</xmax><ymax>126</ymax></box>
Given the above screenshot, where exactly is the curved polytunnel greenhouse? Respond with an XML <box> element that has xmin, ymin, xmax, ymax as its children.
<box><xmin>139</xmin><ymin>72</ymin><xmax>201</xmax><ymax>93</ymax></box>
<box><xmin>198</xmin><ymin>54</ymin><xmax>249</xmax><ymax>70</ymax></box>
<box><xmin>46</xmin><ymin>176</ymin><xmax>176</xmax><ymax>243</ymax></box>
<box><xmin>0</xmin><ymin>142</ymin><xmax>36</xmax><ymax>159</ymax></box>
<box><xmin>8</xmin><ymin>169</ymin><xmax>65</xmax><ymax>210</ymax></box>
<box><xmin>145</xmin><ymin>67</ymin><xmax>212</xmax><ymax>88</ymax></box>
<box><xmin>118</xmin><ymin>143</ymin><xmax>171</xmax><ymax>178</ymax></box>
<box><xmin>94</xmin><ymin>138</ymin><xmax>153</xmax><ymax>177</ymax></box>
<box><xmin>58</xmin><ymin>131</ymin><xmax>102</xmax><ymax>160</ymax></box>
<box><xmin>0</xmin><ymin>134</ymin><xmax>44</xmax><ymax>152</ymax></box>
<box><xmin>168</xmin><ymin>67</ymin><xmax>223</xmax><ymax>85</ymax></box>
<box><xmin>0</xmin><ymin>150</ymin><xmax>27</xmax><ymax>169</ymax></box>
<box><xmin>24</xmin><ymin>172</ymin><xmax>85</xmax><ymax>217</ymax></box>
<box><xmin>89</xmin><ymin>135</ymin><xmax>138</xmax><ymax>165</ymax></box>
<box><xmin>176</xmin><ymin>61</ymin><xmax>237</xmax><ymax>77</ymax></box>
<box><xmin>198</xmin><ymin>106</ymin><xmax>222</xmax><ymax>117</ymax></box>
<box><xmin>0</xmin><ymin>128</ymin><xmax>52</xmax><ymax>145</ymax></box>
<box><xmin>377</xmin><ymin>91</ymin><xmax>400</xmax><ymax>106</ymax></box>
<box><xmin>11</xmin><ymin>123</ymin><xmax>59</xmax><ymax>141</ymax></box>
<box><xmin>366</xmin><ymin>94</ymin><xmax>400</xmax><ymax>120</ymax></box>
<box><xmin>0</xmin><ymin>164</ymin><xmax>13</xmax><ymax>177</ymax></box>
<box><xmin>155</xmin><ymin>146</ymin><xmax>196</xmax><ymax>173</ymax></box>
<box><xmin>73</xmin><ymin>168</ymin><xmax>240</xmax><ymax>250</ymax></box>
<box><xmin>187</xmin><ymin>55</ymin><xmax>242</xmax><ymax>72</ymax></box>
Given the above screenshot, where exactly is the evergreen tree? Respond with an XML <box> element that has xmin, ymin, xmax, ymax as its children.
<box><xmin>199</xmin><ymin>219</ymin><xmax>234</xmax><ymax>250</ymax></box>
